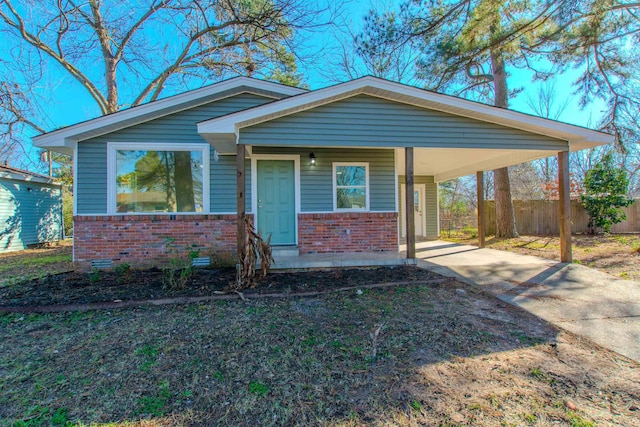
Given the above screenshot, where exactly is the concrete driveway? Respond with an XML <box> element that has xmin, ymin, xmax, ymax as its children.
<box><xmin>409</xmin><ymin>240</ymin><xmax>640</xmax><ymax>363</ymax></box>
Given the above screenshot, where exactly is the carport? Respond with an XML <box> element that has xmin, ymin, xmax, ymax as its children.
<box><xmin>197</xmin><ymin>76</ymin><xmax>614</xmax><ymax>264</ymax></box>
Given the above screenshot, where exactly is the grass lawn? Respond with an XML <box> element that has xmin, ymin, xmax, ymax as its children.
<box><xmin>2</xmin><ymin>280</ymin><xmax>639</xmax><ymax>426</ymax></box>
<box><xmin>441</xmin><ymin>232</ymin><xmax>640</xmax><ymax>281</ymax></box>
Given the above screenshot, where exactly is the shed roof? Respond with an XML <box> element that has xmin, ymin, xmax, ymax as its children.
<box><xmin>0</xmin><ymin>165</ymin><xmax>59</xmax><ymax>185</ymax></box>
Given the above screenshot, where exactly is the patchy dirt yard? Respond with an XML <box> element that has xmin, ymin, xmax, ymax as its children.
<box><xmin>1</xmin><ymin>242</ymin><xmax>639</xmax><ymax>426</ymax></box>
<box><xmin>0</xmin><ymin>239</ymin><xmax>72</xmax><ymax>288</ymax></box>
<box><xmin>0</xmin><ymin>265</ymin><xmax>440</xmax><ymax>308</ymax></box>
<box><xmin>1</xmin><ymin>265</ymin><xmax>639</xmax><ymax>426</ymax></box>
<box><xmin>444</xmin><ymin>233</ymin><xmax>640</xmax><ymax>281</ymax></box>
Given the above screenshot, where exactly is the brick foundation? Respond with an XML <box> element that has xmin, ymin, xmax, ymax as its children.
<box><xmin>74</xmin><ymin>212</ymin><xmax>399</xmax><ymax>270</ymax></box>
<box><xmin>73</xmin><ymin>214</ymin><xmax>241</xmax><ymax>270</ymax></box>
<box><xmin>298</xmin><ymin>212</ymin><xmax>398</xmax><ymax>254</ymax></box>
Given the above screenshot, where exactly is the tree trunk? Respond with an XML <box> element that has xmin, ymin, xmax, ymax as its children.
<box><xmin>490</xmin><ymin>47</ymin><xmax>518</xmax><ymax>238</ymax></box>
<box><xmin>493</xmin><ymin>166</ymin><xmax>518</xmax><ymax>237</ymax></box>
<box><xmin>89</xmin><ymin>0</ymin><xmax>119</xmax><ymax>113</ymax></box>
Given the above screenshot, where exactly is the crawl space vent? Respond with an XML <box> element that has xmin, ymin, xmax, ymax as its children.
<box><xmin>90</xmin><ymin>259</ymin><xmax>113</xmax><ymax>269</ymax></box>
<box><xmin>191</xmin><ymin>257</ymin><xmax>211</xmax><ymax>267</ymax></box>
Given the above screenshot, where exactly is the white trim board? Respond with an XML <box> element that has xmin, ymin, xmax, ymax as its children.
<box><xmin>299</xmin><ymin>211</ymin><xmax>398</xmax><ymax>215</ymax></box>
<box><xmin>72</xmin><ymin>147</ymin><xmax>78</xmax><ymax>216</ymax></box>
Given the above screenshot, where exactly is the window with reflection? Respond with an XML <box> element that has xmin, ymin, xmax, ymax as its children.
<box><xmin>115</xmin><ymin>149</ymin><xmax>204</xmax><ymax>213</ymax></box>
<box><xmin>334</xmin><ymin>163</ymin><xmax>369</xmax><ymax>210</ymax></box>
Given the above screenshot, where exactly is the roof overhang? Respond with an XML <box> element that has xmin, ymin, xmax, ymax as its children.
<box><xmin>32</xmin><ymin>77</ymin><xmax>307</xmax><ymax>155</ymax></box>
<box><xmin>0</xmin><ymin>166</ymin><xmax>60</xmax><ymax>185</ymax></box>
<box><xmin>198</xmin><ymin>76</ymin><xmax>613</xmax><ymax>154</ymax></box>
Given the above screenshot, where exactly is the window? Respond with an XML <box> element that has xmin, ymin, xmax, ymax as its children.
<box><xmin>109</xmin><ymin>143</ymin><xmax>208</xmax><ymax>214</ymax></box>
<box><xmin>333</xmin><ymin>162</ymin><xmax>369</xmax><ymax>211</ymax></box>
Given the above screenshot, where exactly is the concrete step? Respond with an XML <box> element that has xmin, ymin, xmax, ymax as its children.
<box><xmin>271</xmin><ymin>253</ymin><xmax>415</xmax><ymax>270</ymax></box>
<box><xmin>271</xmin><ymin>245</ymin><xmax>300</xmax><ymax>258</ymax></box>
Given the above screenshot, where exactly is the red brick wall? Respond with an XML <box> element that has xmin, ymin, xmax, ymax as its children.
<box><xmin>298</xmin><ymin>212</ymin><xmax>398</xmax><ymax>254</ymax></box>
<box><xmin>74</xmin><ymin>212</ymin><xmax>399</xmax><ymax>270</ymax></box>
<box><xmin>73</xmin><ymin>215</ymin><xmax>240</xmax><ymax>270</ymax></box>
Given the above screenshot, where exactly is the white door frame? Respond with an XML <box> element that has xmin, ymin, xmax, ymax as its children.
<box><xmin>400</xmin><ymin>183</ymin><xmax>426</xmax><ymax>238</ymax></box>
<box><xmin>251</xmin><ymin>154</ymin><xmax>301</xmax><ymax>245</ymax></box>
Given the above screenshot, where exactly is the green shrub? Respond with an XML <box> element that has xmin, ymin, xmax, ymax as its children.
<box><xmin>580</xmin><ymin>153</ymin><xmax>633</xmax><ymax>234</ymax></box>
<box><xmin>87</xmin><ymin>268</ymin><xmax>101</xmax><ymax>283</ymax></box>
<box><xmin>161</xmin><ymin>238</ymin><xmax>200</xmax><ymax>289</ymax></box>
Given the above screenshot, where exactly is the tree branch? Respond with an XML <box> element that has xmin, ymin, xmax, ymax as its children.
<box><xmin>0</xmin><ymin>0</ymin><xmax>110</xmax><ymax>113</ymax></box>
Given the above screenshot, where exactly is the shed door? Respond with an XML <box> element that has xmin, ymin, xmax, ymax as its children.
<box><xmin>256</xmin><ymin>160</ymin><xmax>296</xmax><ymax>245</ymax></box>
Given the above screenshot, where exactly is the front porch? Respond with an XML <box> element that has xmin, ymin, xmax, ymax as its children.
<box><xmin>268</xmin><ymin>237</ymin><xmax>444</xmax><ymax>270</ymax></box>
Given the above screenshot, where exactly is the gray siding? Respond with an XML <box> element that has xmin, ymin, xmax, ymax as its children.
<box><xmin>399</xmin><ymin>175</ymin><xmax>439</xmax><ymax>240</ymax></box>
<box><xmin>77</xmin><ymin>93</ymin><xmax>272</xmax><ymax>214</ymax></box>
<box><xmin>0</xmin><ymin>178</ymin><xmax>62</xmax><ymax>252</ymax></box>
<box><xmin>211</xmin><ymin>154</ymin><xmax>252</xmax><ymax>213</ymax></box>
<box><xmin>252</xmin><ymin>147</ymin><xmax>396</xmax><ymax>212</ymax></box>
<box><xmin>240</xmin><ymin>95</ymin><xmax>568</xmax><ymax>150</ymax></box>
<box><xmin>77</xmin><ymin>142</ymin><xmax>107</xmax><ymax>214</ymax></box>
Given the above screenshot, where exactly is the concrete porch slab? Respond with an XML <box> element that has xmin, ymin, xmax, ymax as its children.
<box><xmin>270</xmin><ymin>252</ymin><xmax>416</xmax><ymax>270</ymax></box>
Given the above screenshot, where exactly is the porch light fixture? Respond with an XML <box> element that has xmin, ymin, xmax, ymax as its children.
<box><xmin>309</xmin><ymin>152</ymin><xmax>316</xmax><ymax>166</ymax></box>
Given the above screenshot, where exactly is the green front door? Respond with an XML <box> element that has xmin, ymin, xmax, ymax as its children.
<box><xmin>257</xmin><ymin>160</ymin><xmax>296</xmax><ymax>245</ymax></box>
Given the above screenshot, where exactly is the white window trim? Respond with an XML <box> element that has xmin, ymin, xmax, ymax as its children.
<box><xmin>107</xmin><ymin>142</ymin><xmax>210</xmax><ymax>215</ymax></box>
<box><xmin>332</xmin><ymin>162</ymin><xmax>370</xmax><ymax>212</ymax></box>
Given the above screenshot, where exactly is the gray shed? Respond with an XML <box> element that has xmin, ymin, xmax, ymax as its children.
<box><xmin>0</xmin><ymin>165</ymin><xmax>63</xmax><ymax>253</ymax></box>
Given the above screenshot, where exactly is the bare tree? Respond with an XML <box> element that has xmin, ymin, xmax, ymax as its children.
<box><xmin>0</xmin><ymin>0</ymin><xmax>332</xmax><ymax>168</ymax></box>
<box><xmin>509</xmin><ymin>162</ymin><xmax>545</xmax><ymax>200</ymax></box>
<box><xmin>525</xmin><ymin>81</ymin><xmax>570</xmax><ymax>122</ymax></box>
<box><xmin>317</xmin><ymin>2</ymin><xmax>421</xmax><ymax>84</ymax></box>
<box><xmin>523</xmin><ymin>80</ymin><xmax>570</xmax><ymax>199</ymax></box>
<box><xmin>0</xmin><ymin>0</ymin><xmax>322</xmax><ymax>113</ymax></box>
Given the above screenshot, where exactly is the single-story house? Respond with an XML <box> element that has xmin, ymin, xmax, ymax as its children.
<box><xmin>33</xmin><ymin>76</ymin><xmax>612</xmax><ymax>270</ymax></box>
<box><xmin>0</xmin><ymin>165</ymin><xmax>63</xmax><ymax>253</ymax></box>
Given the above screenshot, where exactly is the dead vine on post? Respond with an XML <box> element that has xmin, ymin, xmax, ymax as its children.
<box><xmin>234</xmin><ymin>216</ymin><xmax>273</xmax><ymax>291</ymax></box>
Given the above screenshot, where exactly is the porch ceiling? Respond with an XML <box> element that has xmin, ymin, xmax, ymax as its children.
<box><xmin>396</xmin><ymin>147</ymin><xmax>559</xmax><ymax>182</ymax></box>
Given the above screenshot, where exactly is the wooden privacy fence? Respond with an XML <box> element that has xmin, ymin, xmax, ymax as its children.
<box><xmin>484</xmin><ymin>199</ymin><xmax>640</xmax><ymax>235</ymax></box>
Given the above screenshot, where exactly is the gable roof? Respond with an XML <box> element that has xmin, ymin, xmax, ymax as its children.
<box><xmin>32</xmin><ymin>77</ymin><xmax>307</xmax><ymax>155</ymax></box>
<box><xmin>197</xmin><ymin>76</ymin><xmax>613</xmax><ymax>153</ymax></box>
